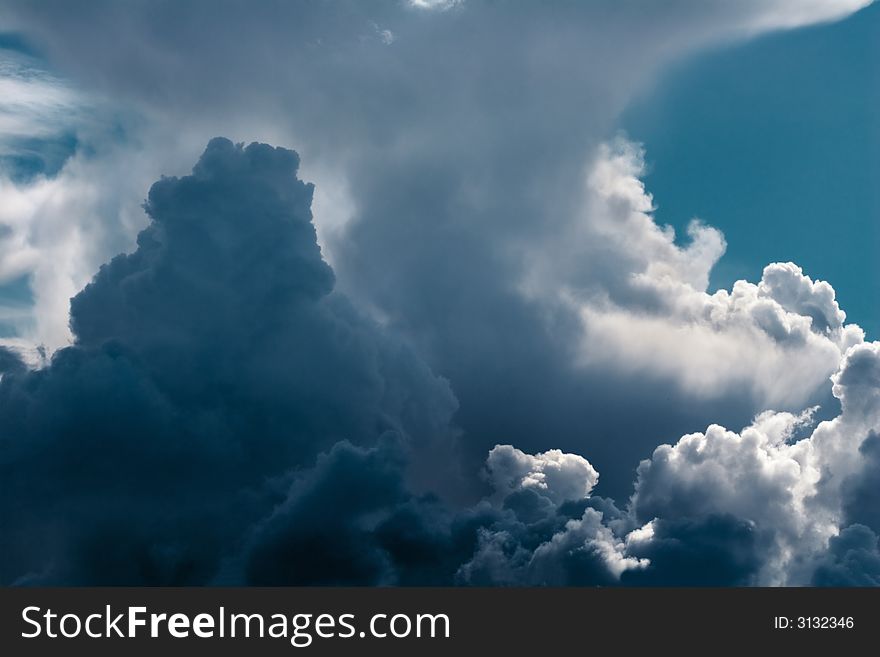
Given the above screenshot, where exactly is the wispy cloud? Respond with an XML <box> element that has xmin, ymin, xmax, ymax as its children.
<box><xmin>0</xmin><ymin>52</ymin><xmax>82</xmax><ymax>162</ymax></box>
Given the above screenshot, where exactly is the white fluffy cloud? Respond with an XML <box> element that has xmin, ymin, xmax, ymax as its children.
<box><xmin>528</xmin><ymin>509</ymin><xmax>649</xmax><ymax>583</ymax></box>
<box><xmin>466</xmin><ymin>340</ymin><xmax>880</xmax><ymax>586</ymax></box>
<box><xmin>485</xmin><ymin>444</ymin><xmax>599</xmax><ymax>505</ymax></box>
<box><xmin>631</xmin><ymin>409</ymin><xmax>825</xmax><ymax>584</ymax></box>
<box><xmin>464</xmin><ymin>339</ymin><xmax>880</xmax><ymax>586</ymax></box>
<box><xmin>512</xmin><ymin>133</ymin><xmax>878</xmax><ymax>583</ymax></box>
<box><xmin>628</xmin><ymin>340</ymin><xmax>880</xmax><ymax>584</ymax></box>
<box><xmin>458</xmin><ymin>444</ymin><xmax>647</xmax><ymax>585</ymax></box>
<box><xmin>522</xmin><ymin>138</ymin><xmax>864</xmax><ymax>410</ymax></box>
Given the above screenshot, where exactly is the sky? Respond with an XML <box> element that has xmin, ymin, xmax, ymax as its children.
<box><xmin>0</xmin><ymin>0</ymin><xmax>878</xmax><ymax>586</ymax></box>
<box><xmin>622</xmin><ymin>1</ymin><xmax>879</xmax><ymax>337</ymax></box>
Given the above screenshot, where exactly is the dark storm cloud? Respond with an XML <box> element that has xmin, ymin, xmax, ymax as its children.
<box><xmin>244</xmin><ymin>436</ymin><xmax>415</xmax><ymax>586</ymax></box>
<box><xmin>0</xmin><ymin>138</ymin><xmax>460</xmax><ymax>585</ymax></box>
<box><xmin>0</xmin><ymin>345</ymin><xmax>26</xmax><ymax>375</ymax></box>
<box><xmin>841</xmin><ymin>433</ymin><xmax>880</xmax><ymax>534</ymax></box>
<box><xmin>0</xmin><ymin>137</ymin><xmax>632</xmax><ymax>586</ymax></box>
<box><xmin>243</xmin><ymin>435</ymin><xmax>488</xmax><ymax>586</ymax></box>
<box><xmin>242</xmin><ymin>438</ymin><xmax>634</xmax><ymax>586</ymax></box>
<box><xmin>811</xmin><ymin>525</ymin><xmax>880</xmax><ymax>586</ymax></box>
<box><xmin>621</xmin><ymin>515</ymin><xmax>763</xmax><ymax>586</ymax></box>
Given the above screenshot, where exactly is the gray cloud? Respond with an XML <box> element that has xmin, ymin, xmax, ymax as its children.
<box><xmin>625</xmin><ymin>342</ymin><xmax>880</xmax><ymax>585</ymax></box>
<box><xmin>0</xmin><ymin>138</ymin><xmax>460</xmax><ymax>585</ymax></box>
<box><xmin>812</xmin><ymin>525</ymin><xmax>880</xmax><ymax>586</ymax></box>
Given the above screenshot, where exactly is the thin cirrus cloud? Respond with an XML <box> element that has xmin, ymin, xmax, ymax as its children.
<box><xmin>0</xmin><ymin>46</ymin><xmax>81</xmax><ymax>355</ymax></box>
<box><xmin>0</xmin><ymin>42</ymin><xmax>157</xmax><ymax>356</ymax></box>
<box><xmin>0</xmin><ymin>54</ymin><xmax>76</xmax><ymax>141</ymax></box>
<box><xmin>0</xmin><ymin>0</ymin><xmax>876</xmax><ymax>585</ymax></box>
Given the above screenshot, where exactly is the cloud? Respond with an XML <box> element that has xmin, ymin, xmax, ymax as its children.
<box><xmin>408</xmin><ymin>0</ymin><xmax>463</xmax><ymax>11</ymax></box>
<box><xmin>0</xmin><ymin>145</ymin><xmax>164</xmax><ymax>352</ymax></box>
<box><xmin>526</xmin><ymin>509</ymin><xmax>649</xmax><ymax>584</ymax></box>
<box><xmin>629</xmin><ymin>410</ymin><xmax>823</xmax><ymax>584</ymax></box>
<box><xmin>0</xmin><ymin>49</ymin><xmax>85</xmax><ymax>348</ymax></box>
<box><xmin>484</xmin><ymin>445</ymin><xmax>599</xmax><ymax>506</ymax></box>
<box><xmin>621</xmin><ymin>515</ymin><xmax>763</xmax><ymax>586</ymax></box>
<box><xmin>0</xmin><ymin>51</ymin><xmax>81</xmax><ymax>169</ymax></box>
<box><xmin>453</xmin><ymin>339</ymin><xmax>880</xmax><ymax>587</ymax></box>
<box><xmin>739</xmin><ymin>0</ymin><xmax>873</xmax><ymax>32</ymax></box>
<box><xmin>528</xmin><ymin>140</ymin><xmax>864</xmax><ymax>410</ymax></box>
<box><xmin>244</xmin><ymin>436</ymin><xmax>414</xmax><ymax>585</ymax></box>
<box><xmin>454</xmin><ymin>483</ymin><xmax>642</xmax><ymax>586</ymax></box>
<box><xmin>811</xmin><ymin>524</ymin><xmax>880</xmax><ymax>586</ymax></box>
<box><xmin>243</xmin><ymin>420</ymin><xmax>639</xmax><ymax>586</ymax></box>
<box><xmin>0</xmin><ymin>139</ymin><xmax>460</xmax><ymax>585</ymax></box>
<box><xmin>840</xmin><ymin>433</ymin><xmax>880</xmax><ymax>534</ymax></box>
<box><xmin>0</xmin><ymin>46</ymin><xmax>153</xmax><ymax>353</ymax></box>
<box><xmin>625</xmin><ymin>341</ymin><xmax>880</xmax><ymax>585</ymax></box>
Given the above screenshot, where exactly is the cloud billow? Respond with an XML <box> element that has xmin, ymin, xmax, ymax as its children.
<box><xmin>2</xmin><ymin>137</ymin><xmax>879</xmax><ymax>588</ymax></box>
<box><xmin>3</xmin><ymin>138</ymin><xmax>643</xmax><ymax>586</ymax></box>
<box><xmin>0</xmin><ymin>138</ymin><xmax>460</xmax><ymax>585</ymax></box>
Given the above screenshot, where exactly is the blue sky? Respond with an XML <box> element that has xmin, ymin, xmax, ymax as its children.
<box><xmin>623</xmin><ymin>2</ymin><xmax>878</xmax><ymax>337</ymax></box>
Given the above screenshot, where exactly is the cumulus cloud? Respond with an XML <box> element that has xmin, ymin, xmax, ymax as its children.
<box><xmin>484</xmin><ymin>445</ymin><xmax>599</xmax><ymax>506</ymax></box>
<box><xmin>526</xmin><ymin>509</ymin><xmax>649</xmax><ymax>584</ymax></box>
<box><xmin>447</xmin><ymin>444</ymin><xmax>644</xmax><ymax>585</ymax></box>
<box><xmin>525</xmin><ymin>139</ymin><xmax>865</xmax><ymax>411</ymax></box>
<box><xmin>244</xmin><ymin>436</ymin><xmax>416</xmax><ymax>585</ymax></box>
<box><xmin>413</xmin><ymin>334</ymin><xmax>879</xmax><ymax>588</ymax></box>
<box><xmin>625</xmin><ymin>341</ymin><xmax>880</xmax><ymax>585</ymax></box>
<box><xmin>0</xmin><ymin>139</ymin><xmax>460</xmax><ymax>585</ymax></box>
<box><xmin>0</xmin><ymin>134</ymin><xmax>654</xmax><ymax>585</ymax></box>
<box><xmin>840</xmin><ymin>433</ymin><xmax>880</xmax><ymax>535</ymax></box>
<box><xmin>244</xmin><ymin>433</ymin><xmax>637</xmax><ymax>586</ymax></box>
<box><xmin>241</xmin><ymin>327</ymin><xmax>880</xmax><ymax>588</ymax></box>
<box><xmin>621</xmin><ymin>515</ymin><xmax>764</xmax><ymax>586</ymax></box>
<box><xmin>455</xmin><ymin>469</ymin><xmax>642</xmax><ymax>586</ymax></box>
<box><xmin>812</xmin><ymin>525</ymin><xmax>880</xmax><ymax>586</ymax></box>
<box><xmin>629</xmin><ymin>410</ymin><xmax>824</xmax><ymax>584</ymax></box>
